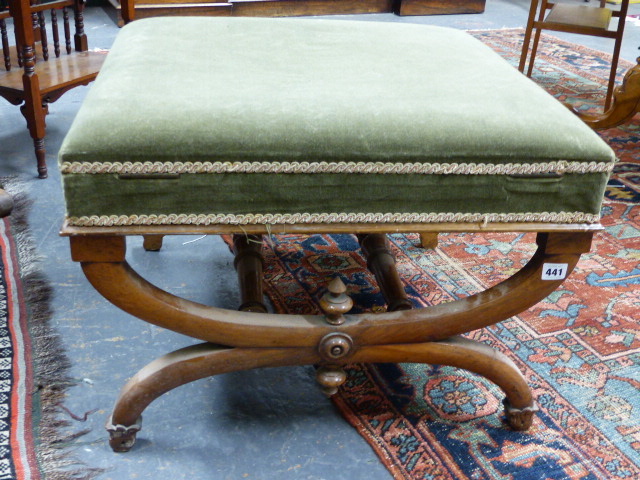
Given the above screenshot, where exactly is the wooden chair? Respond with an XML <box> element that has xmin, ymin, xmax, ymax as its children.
<box><xmin>519</xmin><ymin>0</ymin><xmax>630</xmax><ymax>111</ymax></box>
<box><xmin>0</xmin><ymin>0</ymin><xmax>106</xmax><ymax>178</ymax></box>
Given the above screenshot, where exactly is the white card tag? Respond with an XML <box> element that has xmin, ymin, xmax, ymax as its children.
<box><xmin>542</xmin><ymin>263</ymin><xmax>569</xmax><ymax>280</ymax></box>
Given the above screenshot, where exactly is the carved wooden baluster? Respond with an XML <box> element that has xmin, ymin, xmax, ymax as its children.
<box><xmin>37</xmin><ymin>12</ymin><xmax>48</xmax><ymax>61</ymax></box>
<box><xmin>233</xmin><ymin>234</ymin><xmax>268</xmax><ymax>313</ymax></box>
<box><xmin>318</xmin><ymin>277</ymin><xmax>353</xmax><ymax>326</ymax></box>
<box><xmin>0</xmin><ymin>19</ymin><xmax>9</xmax><ymax>70</ymax></box>
<box><xmin>358</xmin><ymin>234</ymin><xmax>412</xmax><ymax>312</ymax></box>
<box><xmin>51</xmin><ymin>9</ymin><xmax>60</xmax><ymax>57</ymax></box>
<box><xmin>73</xmin><ymin>0</ymin><xmax>87</xmax><ymax>51</ymax></box>
<box><xmin>16</xmin><ymin>45</ymin><xmax>23</xmax><ymax>67</ymax></box>
<box><xmin>30</xmin><ymin>11</ymin><xmax>37</xmax><ymax>38</ymax></box>
<box><xmin>63</xmin><ymin>6</ymin><xmax>71</xmax><ymax>54</ymax></box>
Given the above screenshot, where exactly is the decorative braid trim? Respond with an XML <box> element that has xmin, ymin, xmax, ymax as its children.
<box><xmin>59</xmin><ymin>160</ymin><xmax>615</xmax><ymax>176</ymax></box>
<box><xmin>66</xmin><ymin>211</ymin><xmax>600</xmax><ymax>227</ymax></box>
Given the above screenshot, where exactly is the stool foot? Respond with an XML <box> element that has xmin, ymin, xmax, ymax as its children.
<box><xmin>108</xmin><ymin>343</ymin><xmax>318</xmax><ymax>450</ymax></box>
<box><xmin>351</xmin><ymin>336</ymin><xmax>537</xmax><ymax>428</ymax></box>
<box><xmin>503</xmin><ymin>399</ymin><xmax>538</xmax><ymax>431</ymax></box>
<box><xmin>106</xmin><ymin>416</ymin><xmax>142</xmax><ymax>453</ymax></box>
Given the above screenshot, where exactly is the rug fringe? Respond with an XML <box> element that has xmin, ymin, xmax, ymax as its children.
<box><xmin>2</xmin><ymin>179</ymin><xmax>103</xmax><ymax>480</ymax></box>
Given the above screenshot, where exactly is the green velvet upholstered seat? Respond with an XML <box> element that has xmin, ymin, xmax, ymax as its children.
<box><xmin>59</xmin><ymin>17</ymin><xmax>615</xmax><ymax>228</ymax></box>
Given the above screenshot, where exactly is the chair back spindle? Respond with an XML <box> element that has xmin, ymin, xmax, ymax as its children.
<box><xmin>1</xmin><ymin>19</ymin><xmax>9</xmax><ymax>70</ymax></box>
<box><xmin>50</xmin><ymin>8</ymin><xmax>59</xmax><ymax>57</ymax></box>
<box><xmin>63</xmin><ymin>6</ymin><xmax>70</xmax><ymax>53</ymax></box>
<box><xmin>37</xmin><ymin>11</ymin><xmax>49</xmax><ymax>60</ymax></box>
<box><xmin>72</xmin><ymin>1</ymin><xmax>86</xmax><ymax>51</ymax></box>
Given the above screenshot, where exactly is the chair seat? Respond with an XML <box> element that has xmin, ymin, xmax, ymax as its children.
<box><xmin>0</xmin><ymin>50</ymin><xmax>106</xmax><ymax>96</ymax></box>
<box><xmin>545</xmin><ymin>4</ymin><xmax>612</xmax><ymax>30</ymax></box>
<box><xmin>58</xmin><ymin>17</ymin><xmax>615</xmax><ymax>228</ymax></box>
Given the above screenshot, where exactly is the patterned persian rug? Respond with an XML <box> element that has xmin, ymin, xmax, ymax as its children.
<box><xmin>0</xmin><ymin>183</ymin><xmax>95</xmax><ymax>480</ymax></box>
<box><xmin>255</xmin><ymin>31</ymin><xmax>640</xmax><ymax>479</ymax></box>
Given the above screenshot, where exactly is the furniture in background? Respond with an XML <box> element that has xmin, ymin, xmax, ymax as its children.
<box><xmin>519</xmin><ymin>0</ymin><xmax>630</xmax><ymax>111</ymax></box>
<box><xmin>575</xmin><ymin>57</ymin><xmax>640</xmax><ymax>129</ymax></box>
<box><xmin>58</xmin><ymin>17</ymin><xmax>614</xmax><ymax>452</ymax></box>
<box><xmin>0</xmin><ymin>188</ymin><xmax>13</xmax><ymax>217</ymax></box>
<box><xmin>114</xmin><ymin>0</ymin><xmax>485</xmax><ymax>24</ymax></box>
<box><xmin>0</xmin><ymin>0</ymin><xmax>105</xmax><ymax>178</ymax></box>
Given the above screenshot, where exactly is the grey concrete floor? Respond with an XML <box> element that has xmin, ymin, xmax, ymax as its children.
<box><xmin>1</xmin><ymin>1</ymin><xmax>639</xmax><ymax>478</ymax></box>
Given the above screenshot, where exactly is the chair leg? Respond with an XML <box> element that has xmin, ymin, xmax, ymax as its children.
<box><xmin>20</xmin><ymin>92</ymin><xmax>48</xmax><ymax>178</ymax></box>
<box><xmin>518</xmin><ymin>0</ymin><xmax>541</xmax><ymax>73</ymax></box>
<box><xmin>604</xmin><ymin>26</ymin><xmax>627</xmax><ymax>110</ymax></box>
<box><xmin>32</xmin><ymin>137</ymin><xmax>47</xmax><ymax>179</ymax></box>
<box><xmin>605</xmin><ymin>51</ymin><xmax>621</xmax><ymax>111</ymax></box>
<box><xmin>526</xmin><ymin>27</ymin><xmax>543</xmax><ymax>78</ymax></box>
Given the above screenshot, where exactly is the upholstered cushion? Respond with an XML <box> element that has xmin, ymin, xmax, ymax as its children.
<box><xmin>59</xmin><ymin>17</ymin><xmax>615</xmax><ymax>227</ymax></box>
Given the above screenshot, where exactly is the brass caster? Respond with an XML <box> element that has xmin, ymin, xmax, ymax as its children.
<box><xmin>106</xmin><ymin>416</ymin><xmax>142</xmax><ymax>453</ymax></box>
<box><xmin>503</xmin><ymin>399</ymin><xmax>538</xmax><ymax>431</ymax></box>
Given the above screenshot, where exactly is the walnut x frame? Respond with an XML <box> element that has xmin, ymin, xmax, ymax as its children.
<box><xmin>63</xmin><ymin>223</ymin><xmax>597</xmax><ymax>452</ymax></box>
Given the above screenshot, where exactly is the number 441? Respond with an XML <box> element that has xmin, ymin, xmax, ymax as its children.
<box><xmin>542</xmin><ymin>263</ymin><xmax>568</xmax><ymax>280</ymax></box>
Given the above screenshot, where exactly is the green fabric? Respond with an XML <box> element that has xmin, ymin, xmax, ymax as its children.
<box><xmin>62</xmin><ymin>172</ymin><xmax>609</xmax><ymax>218</ymax></box>
<box><xmin>58</xmin><ymin>17</ymin><xmax>615</xmax><ymax>221</ymax></box>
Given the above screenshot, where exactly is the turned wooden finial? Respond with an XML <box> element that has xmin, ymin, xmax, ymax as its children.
<box><xmin>316</xmin><ymin>366</ymin><xmax>347</xmax><ymax>397</ymax></box>
<box><xmin>319</xmin><ymin>277</ymin><xmax>353</xmax><ymax>325</ymax></box>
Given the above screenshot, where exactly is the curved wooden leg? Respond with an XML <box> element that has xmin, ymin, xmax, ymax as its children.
<box><xmin>574</xmin><ymin>57</ymin><xmax>640</xmax><ymax>129</ymax></box>
<box><xmin>107</xmin><ymin>343</ymin><xmax>318</xmax><ymax>452</ymax></box>
<box><xmin>351</xmin><ymin>336</ymin><xmax>538</xmax><ymax>430</ymax></box>
<box><xmin>69</xmin><ymin>232</ymin><xmax>593</xmax><ymax>348</ymax></box>
<box><xmin>67</xmin><ymin>231</ymin><xmax>594</xmax><ymax>448</ymax></box>
<box><xmin>107</xmin><ymin>336</ymin><xmax>536</xmax><ymax>452</ymax></box>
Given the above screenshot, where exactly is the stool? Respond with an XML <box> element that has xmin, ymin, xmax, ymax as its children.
<box><xmin>58</xmin><ymin>17</ymin><xmax>615</xmax><ymax>453</ymax></box>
